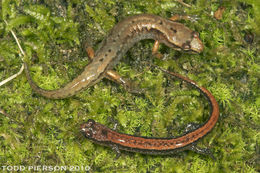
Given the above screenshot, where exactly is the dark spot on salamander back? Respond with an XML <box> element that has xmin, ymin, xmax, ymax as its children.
<box><xmin>185</xmin><ymin>137</ymin><xmax>190</xmax><ymax>143</ymax></box>
<box><xmin>108</xmin><ymin>49</ymin><xmax>112</xmax><ymax>52</ymax></box>
<box><xmin>159</xmin><ymin>20</ymin><xmax>163</xmax><ymax>25</ymax></box>
<box><xmin>170</xmin><ymin>27</ymin><xmax>177</xmax><ymax>33</ymax></box>
<box><xmin>99</xmin><ymin>58</ymin><xmax>104</xmax><ymax>62</ymax></box>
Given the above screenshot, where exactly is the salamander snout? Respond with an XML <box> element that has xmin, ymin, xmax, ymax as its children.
<box><xmin>80</xmin><ymin>119</ymin><xmax>96</xmax><ymax>138</ymax></box>
<box><xmin>189</xmin><ymin>32</ymin><xmax>203</xmax><ymax>53</ymax></box>
<box><xmin>80</xmin><ymin>119</ymin><xmax>109</xmax><ymax>142</ymax></box>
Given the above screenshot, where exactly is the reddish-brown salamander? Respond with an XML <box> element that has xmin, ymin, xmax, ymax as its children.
<box><xmin>81</xmin><ymin>67</ymin><xmax>219</xmax><ymax>156</ymax></box>
<box><xmin>24</xmin><ymin>14</ymin><xmax>203</xmax><ymax>99</ymax></box>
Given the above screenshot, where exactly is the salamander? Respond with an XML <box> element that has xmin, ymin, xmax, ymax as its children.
<box><xmin>81</xmin><ymin>68</ymin><xmax>219</xmax><ymax>155</ymax></box>
<box><xmin>24</xmin><ymin>14</ymin><xmax>203</xmax><ymax>99</ymax></box>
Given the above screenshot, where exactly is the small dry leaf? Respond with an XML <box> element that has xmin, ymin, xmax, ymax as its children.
<box><xmin>214</xmin><ymin>6</ymin><xmax>226</xmax><ymax>20</ymax></box>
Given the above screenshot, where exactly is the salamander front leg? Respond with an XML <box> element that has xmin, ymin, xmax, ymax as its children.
<box><xmin>152</xmin><ymin>40</ymin><xmax>163</xmax><ymax>59</ymax></box>
<box><xmin>112</xmin><ymin>145</ymin><xmax>121</xmax><ymax>159</ymax></box>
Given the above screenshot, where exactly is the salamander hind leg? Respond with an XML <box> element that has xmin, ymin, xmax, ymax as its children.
<box><xmin>84</xmin><ymin>42</ymin><xmax>143</xmax><ymax>94</ymax></box>
<box><xmin>188</xmin><ymin>144</ymin><xmax>215</xmax><ymax>160</ymax></box>
<box><xmin>106</xmin><ymin>70</ymin><xmax>144</xmax><ymax>95</ymax></box>
<box><xmin>184</xmin><ymin>123</ymin><xmax>201</xmax><ymax>134</ymax></box>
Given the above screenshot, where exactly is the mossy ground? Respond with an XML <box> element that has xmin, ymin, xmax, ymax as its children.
<box><xmin>0</xmin><ymin>0</ymin><xmax>259</xmax><ymax>172</ymax></box>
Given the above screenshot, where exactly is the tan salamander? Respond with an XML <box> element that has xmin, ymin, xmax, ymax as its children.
<box><xmin>25</xmin><ymin>14</ymin><xmax>203</xmax><ymax>99</ymax></box>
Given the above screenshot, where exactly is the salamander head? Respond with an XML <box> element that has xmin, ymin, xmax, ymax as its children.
<box><xmin>166</xmin><ymin>22</ymin><xmax>204</xmax><ymax>53</ymax></box>
<box><xmin>80</xmin><ymin>119</ymin><xmax>108</xmax><ymax>142</ymax></box>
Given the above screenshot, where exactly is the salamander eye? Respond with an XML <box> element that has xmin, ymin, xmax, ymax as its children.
<box><xmin>182</xmin><ymin>41</ymin><xmax>191</xmax><ymax>50</ymax></box>
<box><xmin>80</xmin><ymin>123</ymin><xmax>93</xmax><ymax>138</ymax></box>
<box><xmin>86</xmin><ymin>119</ymin><xmax>95</xmax><ymax>127</ymax></box>
<box><xmin>192</xmin><ymin>31</ymin><xmax>199</xmax><ymax>38</ymax></box>
<box><xmin>85</xmin><ymin>129</ymin><xmax>93</xmax><ymax>138</ymax></box>
<box><xmin>170</xmin><ymin>27</ymin><xmax>177</xmax><ymax>33</ymax></box>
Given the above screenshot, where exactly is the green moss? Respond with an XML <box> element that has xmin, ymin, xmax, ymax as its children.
<box><xmin>0</xmin><ymin>0</ymin><xmax>259</xmax><ymax>172</ymax></box>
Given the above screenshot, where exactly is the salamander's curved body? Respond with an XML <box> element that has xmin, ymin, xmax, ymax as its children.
<box><xmin>81</xmin><ymin>68</ymin><xmax>219</xmax><ymax>155</ymax></box>
<box><xmin>25</xmin><ymin>14</ymin><xmax>203</xmax><ymax>99</ymax></box>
